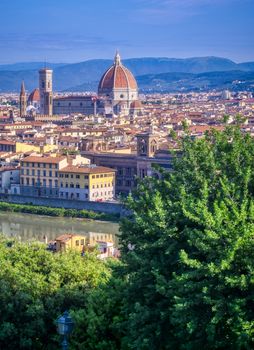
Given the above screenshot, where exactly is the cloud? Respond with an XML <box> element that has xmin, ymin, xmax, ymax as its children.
<box><xmin>131</xmin><ymin>0</ymin><xmax>251</xmax><ymax>23</ymax></box>
<box><xmin>0</xmin><ymin>33</ymin><xmax>130</xmax><ymax>51</ymax></box>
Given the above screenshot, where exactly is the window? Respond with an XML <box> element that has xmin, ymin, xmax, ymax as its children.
<box><xmin>60</xmin><ymin>183</ymin><xmax>63</xmax><ymax>187</ymax></box>
<box><xmin>43</xmin><ymin>170</ymin><xmax>46</xmax><ymax>177</ymax></box>
<box><xmin>43</xmin><ymin>179</ymin><xmax>46</xmax><ymax>187</ymax></box>
<box><xmin>49</xmin><ymin>164</ymin><xmax>52</xmax><ymax>169</ymax></box>
<box><xmin>96</xmin><ymin>175</ymin><xmax>99</xmax><ymax>178</ymax></box>
<box><xmin>84</xmin><ymin>175</ymin><xmax>88</xmax><ymax>179</ymax></box>
<box><xmin>81</xmin><ymin>239</ymin><xmax>84</xmax><ymax>245</ymax></box>
<box><xmin>85</xmin><ymin>185</ymin><xmax>88</xmax><ymax>189</ymax></box>
<box><xmin>71</xmin><ymin>174</ymin><xmax>73</xmax><ymax>179</ymax></box>
<box><xmin>76</xmin><ymin>184</ymin><xmax>80</xmax><ymax>188</ymax></box>
<box><xmin>26</xmin><ymin>169</ymin><xmax>29</xmax><ymax>175</ymax></box>
<box><xmin>65</xmin><ymin>183</ymin><xmax>68</xmax><ymax>188</ymax></box>
<box><xmin>76</xmin><ymin>174</ymin><xmax>80</xmax><ymax>179</ymax></box>
<box><xmin>70</xmin><ymin>183</ymin><xmax>74</xmax><ymax>188</ymax></box>
<box><xmin>76</xmin><ymin>240</ymin><xmax>79</xmax><ymax>246</ymax></box>
<box><xmin>32</xmin><ymin>169</ymin><xmax>35</xmax><ymax>176</ymax></box>
<box><xmin>55</xmin><ymin>180</ymin><xmax>58</xmax><ymax>187</ymax></box>
<box><xmin>65</xmin><ymin>174</ymin><xmax>69</xmax><ymax>178</ymax></box>
<box><xmin>38</xmin><ymin>163</ymin><xmax>41</xmax><ymax>168</ymax></box>
<box><xmin>37</xmin><ymin>170</ymin><xmax>40</xmax><ymax>176</ymax></box>
<box><xmin>26</xmin><ymin>178</ymin><xmax>29</xmax><ymax>185</ymax></box>
<box><xmin>76</xmin><ymin>193</ymin><xmax>80</xmax><ymax>198</ymax></box>
<box><xmin>49</xmin><ymin>179</ymin><xmax>52</xmax><ymax>187</ymax></box>
<box><xmin>92</xmin><ymin>175</ymin><xmax>95</xmax><ymax>179</ymax></box>
<box><xmin>49</xmin><ymin>171</ymin><xmax>52</xmax><ymax>177</ymax></box>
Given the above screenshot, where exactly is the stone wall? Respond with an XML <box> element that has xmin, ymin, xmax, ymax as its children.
<box><xmin>0</xmin><ymin>193</ymin><xmax>123</xmax><ymax>215</ymax></box>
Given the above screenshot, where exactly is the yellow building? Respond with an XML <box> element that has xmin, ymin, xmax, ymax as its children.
<box><xmin>59</xmin><ymin>165</ymin><xmax>116</xmax><ymax>201</ymax></box>
<box><xmin>20</xmin><ymin>155</ymin><xmax>68</xmax><ymax>197</ymax></box>
<box><xmin>55</xmin><ymin>234</ymin><xmax>86</xmax><ymax>252</ymax></box>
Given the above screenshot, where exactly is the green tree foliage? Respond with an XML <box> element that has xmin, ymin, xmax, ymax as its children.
<box><xmin>0</xmin><ymin>237</ymin><xmax>111</xmax><ymax>349</ymax></box>
<box><xmin>118</xmin><ymin>126</ymin><xmax>254</xmax><ymax>349</ymax></box>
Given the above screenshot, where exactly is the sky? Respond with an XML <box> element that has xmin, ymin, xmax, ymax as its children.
<box><xmin>0</xmin><ymin>0</ymin><xmax>253</xmax><ymax>64</ymax></box>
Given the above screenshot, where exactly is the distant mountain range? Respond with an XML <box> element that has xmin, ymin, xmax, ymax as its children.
<box><xmin>0</xmin><ymin>56</ymin><xmax>253</xmax><ymax>93</ymax></box>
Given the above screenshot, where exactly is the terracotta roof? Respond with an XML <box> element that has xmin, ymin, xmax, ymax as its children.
<box><xmin>98</xmin><ymin>56</ymin><xmax>137</xmax><ymax>91</ymax></box>
<box><xmin>28</xmin><ymin>88</ymin><xmax>40</xmax><ymax>103</ymax></box>
<box><xmin>59</xmin><ymin>165</ymin><xmax>116</xmax><ymax>174</ymax></box>
<box><xmin>22</xmin><ymin>155</ymin><xmax>66</xmax><ymax>164</ymax></box>
<box><xmin>130</xmin><ymin>100</ymin><xmax>143</xmax><ymax>109</ymax></box>
<box><xmin>0</xmin><ymin>140</ymin><xmax>15</xmax><ymax>145</ymax></box>
<box><xmin>55</xmin><ymin>234</ymin><xmax>78</xmax><ymax>242</ymax></box>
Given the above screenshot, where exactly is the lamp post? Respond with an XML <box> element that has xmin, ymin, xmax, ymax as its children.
<box><xmin>56</xmin><ymin>310</ymin><xmax>74</xmax><ymax>350</ymax></box>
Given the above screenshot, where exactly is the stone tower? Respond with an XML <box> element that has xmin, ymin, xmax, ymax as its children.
<box><xmin>19</xmin><ymin>81</ymin><xmax>27</xmax><ymax>117</ymax></box>
<box><xmin>39</xmin><ymin>68</ymin><xmax>53</xmax><ymax>115</ymax></box>
<box><xmin>136</xmin><ymin>129</ymin><xmax>159</xmax><ymax>158</ymax></box>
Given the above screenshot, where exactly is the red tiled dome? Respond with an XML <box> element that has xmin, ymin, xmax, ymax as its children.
<box><xmin>28</xmin><ymin>88</ymin><xmax>40</xmax><ymax>103</ymax></box>
<box><xmin>130</xmin><ymin>100</ymin><xmax>143</xmax><ymax>109</ymax></box>
<box><xmin>98</xmin><ymin>53</ymin><xmax>137</xmax><ymax>91</ymax></box>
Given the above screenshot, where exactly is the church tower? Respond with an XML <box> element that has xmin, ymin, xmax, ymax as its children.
<box><xmin>39</xmin><ymin>68</ymin><xmax>53</xmax><ymax>115</ymax></box>
<box><xmin>19</xmin><ymin>81</ymin><xmax>27</xmax><ymax>117</ymax></box>
<box><xmin>136</xmin><ymin>127</ymin><xmax>159</xmax><ymax>158</ymax></box>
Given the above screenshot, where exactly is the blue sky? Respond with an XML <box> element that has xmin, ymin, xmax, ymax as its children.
<box><xmin>0</xmin><ymin>0</ymin><xmax>253</xmax><ymax>63</ymax></box>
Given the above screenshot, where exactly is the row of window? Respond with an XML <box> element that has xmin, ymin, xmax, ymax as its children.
<box><xmin>22</xmin><ymin>163</ymin><xmax>58</xmax><ymax>169</ymax></box>
<box><xmin>92</xmin><ymin>183</ymin><xmax>113</xmax><ymax>189</ymax></box>
<box><xmin>21</xmin><ymin>178</ymin><xmax>58</xmax><ymax>187</ymax></box>
<box><xmin>92</xmin><ymin>191</ymin><xmax>113</xmax><ymax>197</ymax></box>
<box><xmin>59</xmin><ymin>173</ymin><xmax>85</xmax><ymax>179</ymax></box>
<box><xmin>21</xmin><ymin>169</ymin><xmax>57</xmax><ymax>177</ymax></box>
<box><xmin>60</xmin><ymin>192</ymin><xmax>84</xmax><ymax>199</ymax></box>
<box><xmin>91</xmin><ymin>173</ymin><xmax>113</xmax><ymax>179</ymax></box>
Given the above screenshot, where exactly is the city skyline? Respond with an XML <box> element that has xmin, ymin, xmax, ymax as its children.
<box><xmin>0</xmin><ymin>0</ymin><xmax>253</xmax><ymax>64</ymax></box>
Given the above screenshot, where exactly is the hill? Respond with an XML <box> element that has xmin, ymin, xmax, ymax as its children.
<box><xmin>0</xmin><ymin>56</ymin><xmax>253</xmax><ymax>92</ymax></box>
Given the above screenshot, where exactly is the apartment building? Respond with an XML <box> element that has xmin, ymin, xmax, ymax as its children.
<box><xmin>20</xmin><ymin>155</ymin><xmax>68</xmax><ymax>197</ymax></box>
<box><xmin>58</xmin><ymin>165</ymin><xmax>115</xmax><ymax>201</ymax></box>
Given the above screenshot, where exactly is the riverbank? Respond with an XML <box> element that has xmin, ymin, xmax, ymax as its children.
<box><xmin>0</xmin><ymin>201</ymin><xmax>120</xmax><ymax>222</ymax></box>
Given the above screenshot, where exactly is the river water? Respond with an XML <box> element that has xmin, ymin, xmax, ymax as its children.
<box><xmin>0</xmin><ymin>212</ymin><xmax>119</xmax><ymax>246</ymax></box>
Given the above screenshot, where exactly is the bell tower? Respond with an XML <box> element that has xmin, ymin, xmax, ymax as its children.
<box><xmin>19</xmin><ymin>81</ymin><xmax>26</xmax><ymax>117</ymax></box>
<box><xmin>136</xmin><ymin>129</ymin><xmax>159</xmax><ymax>158</ymax></box>
<box><xmin>39</xmin><ymin>68</ymin><xmax>53</xmax><ymax>115</ymax></box>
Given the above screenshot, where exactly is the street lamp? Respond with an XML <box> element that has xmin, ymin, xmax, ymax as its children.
<box><xmin>56</xmin><ymin>310</ymin><xmax>74</xmax><ymax>350</ymax></box>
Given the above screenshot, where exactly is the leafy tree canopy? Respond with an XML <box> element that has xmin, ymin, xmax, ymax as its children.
<box><xmin>118</xmin><ymin>125</ymin><xmax>254</xmax><ymax>349</ymax></box>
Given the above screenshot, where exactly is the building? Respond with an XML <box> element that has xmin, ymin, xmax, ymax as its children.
<box><xmin>20</xmin><ymin>154</ymin><xmax>116</xmax><ymax>201</ymax></box>
<box><xmin>20</xmin><ymin>155</ymin><xmax>68</xmax><ymax>197</ymax></box>
<box><xmin>53</xmin><ymin>95</ymin><xmax>98</xmax><ymax>115</ymax></box>
<box><xmin>82</xmin><ymin>130</ymin><xmax>173</xmax><ymax>195</ymax></box>
<box><xmin>0</xmin><ymin>167</ymin><xmax>20</xmax><ymax>194</ymax></box>
<box><xmin>58</xmin><ymin>165</ymin><xmax>115</xmax><ymax>201</ymax></box>
<box><xmin>55</xmin><ymin>234</ymin><xmax>86</xmax><ymax>252</ymax></box>
<box><xmin>39</xmin><ymin>68</ymin><xmax>53</xmax><ymax>116</ymax></box>
<box><xmin>98</xmin><ymin>52</ymin><xmax>141</xmax><ymax>116</ymax></box>
<box><xmin>19</xmin><ymin>81</ymin><xmax>26</xmax><ymax>117</ymax></box>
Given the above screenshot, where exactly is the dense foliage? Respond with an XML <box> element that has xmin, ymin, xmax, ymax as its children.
<box><xmin>118</xmin><ymin>125</ymin><xmax>254</xmax><ymax>349</ymax></box>
<box><xmin>1</xmin><ymin>125</ymin><xmax>254</xmax><ymax>349</ymax></box>
<box><xmin>0</xmin><ymin>237</ymin><xmax>112</xmax><ymax>349</ymax></box>
<box><xmin>71</xmin><ymin>125</ymin><xmax>254</xmax><ymax>349</ymax></box>
<box><xmin>0</xmin><ymin>201</ymin><xmax>120</xmax><ymax>222</ymax></box>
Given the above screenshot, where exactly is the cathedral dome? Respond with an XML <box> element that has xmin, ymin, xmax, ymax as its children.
<box><xmin>98</xmin><ymin>52</ymin><xmax>137</xmax><ymax>92</ymax></box>
<box><xmin>28</xmin><ymin>88</ymin><xmax>40</xmax><ymax>103</ymax></box>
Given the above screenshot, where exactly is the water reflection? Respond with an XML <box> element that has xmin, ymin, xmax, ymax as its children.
<box><xmin>0</xmin><ymin>212</ymin><xmax>119</xmax><ymax>246</ymax></box>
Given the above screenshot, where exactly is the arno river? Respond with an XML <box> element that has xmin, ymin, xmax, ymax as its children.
<box><xmin>0</xmin><ymin>212</ymin><xmax>119</xmax><ymax>246</ymax></box>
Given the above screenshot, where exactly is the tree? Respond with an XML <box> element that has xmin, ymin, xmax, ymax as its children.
<box><xmin>119</xmin><ymin>125</ymin><xmax>254</xmax><ymax>349</ymax></box>
<box><xmin>0</xmin><ymin>238</ymin><xmax>111</xmax><ymax>349</ymax></box>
